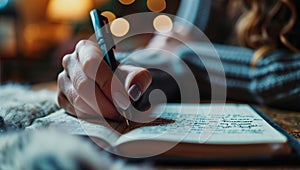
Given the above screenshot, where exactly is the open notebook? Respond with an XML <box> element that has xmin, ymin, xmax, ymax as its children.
<box><xmin>27</xmin><ymin>104</ymin><xmax>292</xmax><ymax>158</ymax></box>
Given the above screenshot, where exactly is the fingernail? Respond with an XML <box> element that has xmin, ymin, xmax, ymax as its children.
<box><xmin>128</xmin><ymin>84</ymin><xmax>142</xmax><ymax>102</ymax></box>
<box><xmin>113</xmin><ymin>91</ymin><xmax>130</xmax><ymax>110</ymax></box>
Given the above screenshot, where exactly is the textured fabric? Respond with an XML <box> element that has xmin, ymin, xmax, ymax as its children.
<box><xmin>0</xmin><ymin>84</ymin><xmax>59</xmax><ymax>132</ymax></box>
<box><xmin>0</xmin><ymin>85</ymin><xmax>150</xmax><ymax>170</ymax></box>
<box><xmin>0</xmin><ymin>129</ymin><xmax>148</xmax><ymax>170</ymax></box>
<box><xmin>179</xmin><ymin>43</ymin><xmax>300</xmax><ymax>111</ymax></box>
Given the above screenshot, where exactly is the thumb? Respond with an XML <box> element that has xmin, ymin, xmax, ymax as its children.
<box><xmin>118</xmin><ymin>65</ymin><xmax>152</xmax><ymax>102</ymax></box>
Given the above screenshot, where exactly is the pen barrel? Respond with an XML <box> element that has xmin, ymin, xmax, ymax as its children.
<box><xmin>90</xmin><ymin>9</ymin><xmax>118</xmax><ymax>72</ymax></box>
<box><xmin>103</xmin><ymin>47</ymin><xmax>118</xmax><ymax>72</ymax></box>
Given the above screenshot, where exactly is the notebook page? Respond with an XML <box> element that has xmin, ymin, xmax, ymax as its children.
<box><xmin>116</xmin><ymin>104</ymin><xmax>287</xmax><ymax>145</ymax></box>
<box><xmin>27</xmin><ymin>110</ymin><xmax>122</xmax><ymax>147</ymax></box>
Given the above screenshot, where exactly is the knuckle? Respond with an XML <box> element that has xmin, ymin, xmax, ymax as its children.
<box><xmin>73</xmin><ymin>95</ymin><xmax>82</xmax><ymax>106</ymax></box>
<box><xmin>85</xmin><ymin>46</ymin><xmax>102</xmax><ymax>60</ymax></box>
<box><xmin>73</xmin><ymin>74</ymin><xmax>90</xmax><ymax>93</ymax></box>
<box><xmin>57</xmin><ymin>72</ymin><xmax>65</xmax><ymax>88</ymax></box>
<box><xmin>58</xmin><ymin>71</ymin><xmax>69</xmax><ymax>85</ymax></box>
<box><xmin>75</xmin><ymin>40</ymin><xmax>87</xmax><ymax>51</ymax></box>
<box><xmin>62</xmin><ymin>54</ymin><xmax>71</xmax><ymax>68</ymax></box>
<box><xmin>57</xmin><ymin>71</ymin><xmax>65</xmax><ymax>80</ymax></box>
<box><xmin>81</xmin><ymin>55</ymin><xmax>100</xmax><ymax>76</ymax></box>
<box><xmin>68</xmin><ymin>88</ymin><xmax>78</xmax><ymax>105</ymax></box>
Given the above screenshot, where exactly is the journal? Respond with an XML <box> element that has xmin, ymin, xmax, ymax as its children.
<box><xmin>28</xmin><ymin>104</ymin><xmax>291</xmax><ymax>158</ymax></box>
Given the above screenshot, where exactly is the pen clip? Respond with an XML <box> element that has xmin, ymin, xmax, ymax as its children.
<box><xmin>90</xmin><ymin>9</ymin><xmax>115</xmax><ymax>50</ymax></box>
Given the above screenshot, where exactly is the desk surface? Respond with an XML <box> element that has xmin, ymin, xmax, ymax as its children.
<box><xmin>33</xmin><ymin>82</ymin><xmax>300</xmax><ymax>169</ymax></box>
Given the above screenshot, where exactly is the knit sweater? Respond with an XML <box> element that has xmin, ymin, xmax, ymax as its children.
<box><xmin>179</xmin><ymin>43</ymin><xmax>300</xmax><ymax>111</ymax></box>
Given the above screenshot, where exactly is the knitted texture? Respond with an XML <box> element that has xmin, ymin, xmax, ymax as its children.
<box><xmin>0</xmin><ymin>84</ymin><xmax>151</xmax><ymax>170</ymax></box>
<box><xmin>179</xmin><ymin>43</ymin><xmax>300</xmax><ymax>111</ymax></box>
<box><xmin>0</xmin><ymin>130</ymin><xmax>149</xmax><ymax>170</ymax></box>
<box><xmin>0</xmin><ymin>84</ymin><xmax>59</xmax><ymax>132</ymax></box>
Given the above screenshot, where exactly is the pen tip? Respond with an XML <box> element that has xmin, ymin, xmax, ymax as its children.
<box><xmin>122</xmin><ymin>111</ymin><xmax>130</xmax><ymax>126</ymax></box>
<box><xmin>125</xmin><ymin>119</ymin><xmax>130</xmax><ymax>126</ymax></box>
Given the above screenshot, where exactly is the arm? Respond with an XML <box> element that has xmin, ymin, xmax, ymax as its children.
<box><xmin>179</xmin><ymin>43</ymin><xmax>300</xmax><ymax>111</ymax></box>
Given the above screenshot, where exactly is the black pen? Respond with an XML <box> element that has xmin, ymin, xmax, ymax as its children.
<box><xmin>90</xmin><ymin>9</ymin><xmax>130</xmax><ymax>126</ymax></box>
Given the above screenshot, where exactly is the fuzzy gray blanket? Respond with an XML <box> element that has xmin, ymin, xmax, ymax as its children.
<box><xmin>0</xmin><ymin>85</ymin><xmax>148</xmax><ymax>170</ymax></box>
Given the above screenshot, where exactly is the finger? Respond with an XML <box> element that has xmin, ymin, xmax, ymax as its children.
<box><xmin>118</xmin><ymin>65</ymin><xmax>152</xmax><ymax>101</ymax></box>
<box><xmin>63</xmin><ymin>52</ymin><xmax>120</xmax><ymax>119</ymax></box>
<box><xmin>58</xmin><ymin>91</ymin><xmax>98</xmax><ymax>118</ymax></box>
<box><xmin>57</xmin><ymin>88</ymin><xmax>95</xmax><ymax>119</ymax></box>
<box><xmin>58</xmin><ymin>93</ymin><xmax>102</xmax><ymax>120</ymax></box>
<box><xmin>75</xmin><ymin>40</ymin><xmax>130</xmax><ymax>111</ymax></box>
<box><xmin>76</xmin><ymin>40</ymin><xmax>103</xmax><ymax>77</ymax></box>
<box><xmin>76</xmin><ymin>39</ymin><xmax>115</xmax><ymax>99</ymax></box>
<box><xmin>57</xmin><ymin>91</ymin><xmax>85</xmax><ymax>118</ymax></box>
<box><xmin>75</xmin><ymin>40</ymin><xmax>100</xmax><ymax>55</ymax></box>
<box><xmin>62</xmin><ymin>40</ymin><xmax>100</xmax><ymax>76</ymax></box>
<box><xmin>57</xmin><ymin>71</ymin><xmax>98</xmax><ymax>117</ymax></box>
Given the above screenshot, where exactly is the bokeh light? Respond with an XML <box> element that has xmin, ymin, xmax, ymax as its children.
<box><xmin>119</xmin><ymin>0</ymin><xmax>135</xmax><ymax>5</ymax></box>
<box><xmin>101</xmin><ymin>11</ymin><xmax>116</xmax><ymax>23</ymax></box>
<box><xmin>46</xmin><ymin>0</ymin><xmax>92</xmax><ymax>22</ymax></box>
<box><xmin>110</xmin><ymin>18</ymin><xmax>130</xmax><ymax>37</ymax></box>
<box><xmin>147</xmin><ymin>0</ymin><xmax>166</xmax><ymax>12</ymax></box>
<box><xmin>153</xmin><ymin>15</ymin><xmax>173</xmax><ymax>33</ymax></box>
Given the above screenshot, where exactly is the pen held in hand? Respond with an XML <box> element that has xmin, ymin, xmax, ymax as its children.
<box><xmin>90</xmin><ymin>9</ymin><xmax>117</xmax><ymax>71</ymax></box>
<box><xmin>90</xmin><ymin>9</ymin><xmax>130</xmax><ymax>126</ymax></box>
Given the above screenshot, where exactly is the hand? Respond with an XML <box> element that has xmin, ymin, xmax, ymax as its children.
<box><xmin>57</xmin><ymin>40</ymin><xmax>152</xmax><ymax>120</ymax></box>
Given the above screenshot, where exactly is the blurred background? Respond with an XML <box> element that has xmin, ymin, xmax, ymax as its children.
<box><xmin>0</xmin><ymin>0</ymin><xmax>180</xmax><ymax>84</ymax></box>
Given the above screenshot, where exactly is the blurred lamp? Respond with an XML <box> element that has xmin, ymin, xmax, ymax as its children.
<box><xmin>46</xmin><ymin>0</ymin><xmax>93</xmax><ymax>22</ymax></box>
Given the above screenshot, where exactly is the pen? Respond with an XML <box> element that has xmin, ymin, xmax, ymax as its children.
<box><xmin>90</xmin><ymin>9</ymin><xmax>130</xmax><ymax>126</ymax></box>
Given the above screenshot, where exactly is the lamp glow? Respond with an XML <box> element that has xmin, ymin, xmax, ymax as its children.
<box><xmin>46</xmin><ymin>0</ymin><xmax>92</xmax><ymax>22</ymax></box>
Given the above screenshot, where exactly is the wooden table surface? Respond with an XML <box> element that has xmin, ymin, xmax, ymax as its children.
<box><xmin>33</xmin><ymin>82</ymin><xmax>300</xmax><ymax>169</ymax></box>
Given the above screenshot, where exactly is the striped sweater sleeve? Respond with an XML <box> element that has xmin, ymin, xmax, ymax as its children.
<box><xmin>179</xmin><ymin>43</ymin><xmax>300</xmax><ymax>111</ymax></box>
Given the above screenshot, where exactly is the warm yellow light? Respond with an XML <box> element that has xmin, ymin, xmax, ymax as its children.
<box><xmin>119</xmin><ymin>0</ymin><xmax>135</xmax><ymax>5</ymax></box>
<box><xmin>94</xmin><ymin>0</ymin><xmax>109</xmax><ymax>7</ymax></box>
<box><xmin>46</xmin><ymin>0</ymin><xmax>93</xmax><ymax>22</ymax></box>
<box><xmin>147</xmin><ymin>0</ymin><xmax>166</xmax><ymax>12</ymax></box>
<box><xmin>101</xmin><ymin>11</ymin><xmax>116</xmax><ymax>23</ymax></box>
<box><xmin>110</xmin><ymin>18</ymin><xmax>130</xmax><ymax>37</ymax></box>
<box><xmin>153</xmin><ymin>15</ymin><xmax>173</xmax><ymax>33</ymax></box>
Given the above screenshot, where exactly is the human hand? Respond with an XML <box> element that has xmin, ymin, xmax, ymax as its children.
<box><xmin>57</xmin><ymin>40</ymin><xmax>152</xmax><ymax>120</ymax></box>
